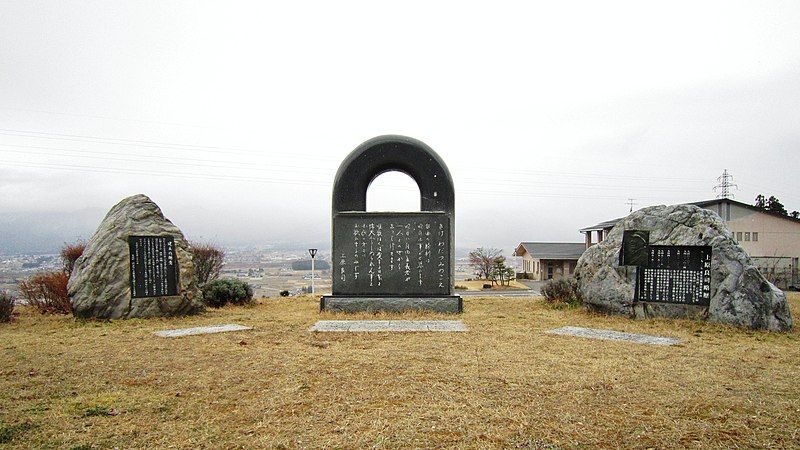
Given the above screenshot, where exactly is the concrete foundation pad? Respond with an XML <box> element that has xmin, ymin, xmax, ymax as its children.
<box><xmin>310</xmin><ymin>320</ymin><xmax>468</xmax><ymax>332</ymax></box>
<box><xmin>154</xmin><ymin>323</ymin><xmax>253</xmax><ymax>338</ymax></box>
<box><xmin>320</xmin><ymin>296</ymin><xmax>463</xmax><ymax>313</ymax></box>
<box><xmin>546</xmin><ymin>326</ymin><xmax>681</xmax><ymax>346</ymax></box>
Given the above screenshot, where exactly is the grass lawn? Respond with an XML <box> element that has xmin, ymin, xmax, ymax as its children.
<box><xmin>1</xmin><ymin>293</ymin><xmax>799</xmax><ymax>449</ymax></box>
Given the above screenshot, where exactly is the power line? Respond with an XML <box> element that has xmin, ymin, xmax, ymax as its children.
<box><xmin>0</xmin><ymin>128</ymin><xmax>338</xmax><ymax>161</ymax></box>
<box><xmin>738</xmin><ymin>181</ymin><xmax>800</xmax><ymax>206</ymax></box>
<box><xmin>0</xmin><ymin>159</ymin><xmax>330</xmax><ymax>187</ymax></box>
<box><xmin>0</xmin><ymin>140</ymin><xmax>710</xmax><ymax>192</ymax></box>
<box><xmin>0</xmin><ymin>128</ymin><xmax>713</xmax><ymax>182</ymax></box>
<box><xmin>0</xmin><ymin>106</ymin><xmax>208</xmax><ymax>129</ymax></box>
<box><xmin>0</xmin><ymin>144</ymin><xmax>333</xmax><ymax>175</ymax></box>
<box><xmin>0</xmin><ymin>129</ymin><xmax>760</xmax><ymax>203</ymax></box>
<box><xmin>454</xmin><ymin>165</ymin><xmax>707</xmax><ymax>183</ymax></box>
<box><xmin>0</xmin><ymin>159</ymin><xmax>695</xmax><ymax>202</ymax></box>
<box><xmin>0</xmin><ymin>147</ymin><xmax>712</xmax><ymax>196</ymax></box>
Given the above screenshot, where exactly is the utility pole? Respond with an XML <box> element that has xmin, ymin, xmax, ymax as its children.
<box><xmin>308</xmin><ymin>248</ymin><xmax>317</xmax><ymax>295</ymax></box>
<box><xmin>713</xmin><ymin>169</ymin><xmax>738</xmax><ymax>199</ymax></box>
<box><xmin>626</xmin><ymin>198</ymin><xmax>637</xmax><ymax>213</ymax></box>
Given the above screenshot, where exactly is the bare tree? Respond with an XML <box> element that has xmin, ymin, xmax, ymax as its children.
<box><xmin>60</xmin><ymin>241</ymin><xmax>85</xmax><ymax>274</ymax></box>
<box><xmin>468</xmin><ymin>247</ymin><xmax>503</xmax><ymax>279</ymax></box>
<box><xmin>759</xmin><ymin>255</ymin><xmax>792</xmax><ymax>289</ymax></box>
<box><xmin>19</xmin><ymin>271</ymin><xmax>72</xmax><ymax>314</ymax></box>
<box><xmin>190</xmin><ymin>242</ymin><xmax>225</xmax><ymax>286</ymax></box>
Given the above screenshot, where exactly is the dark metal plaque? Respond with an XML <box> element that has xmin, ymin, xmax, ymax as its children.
<box><xmin>333</xmin><ymin>212</ymin><xmax>450</xmax><ymax>296</ymax></box>
<box><xmin>620</xmin><ymin>230</ymin><xmax>650</xmax><ymax>266</ymax></box>
<box><xmin>128</xmin><ymin>236</ymin><xmax>179</xmax><ymax>298</ymax></box>
<box><xmin>636</xmin><ymin>245</ymin><xmax>711</xmax><ymax>305</ymax></box>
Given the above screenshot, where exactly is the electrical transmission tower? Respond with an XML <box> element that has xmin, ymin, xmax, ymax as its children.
<box><xmin>626</xmin><ymin>198</ymin><xmax>637</xmax><ymax>212</ymax></box>
<box><xmin>713</xmin><ymin>169</ymin><xmax>739</xmax><ymax>199</ymax></box>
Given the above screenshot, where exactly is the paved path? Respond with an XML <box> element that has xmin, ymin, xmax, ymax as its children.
<box><xmin>310</xmin><ymin>320</ymin><xmax>468</xmax><ymax>332</ymax></box>
<box><xmin>546</xmin><ymin>326</ymin><xmax>681</xmax><ymax>346</ymax></box>
<box><xmin>154</xmin><ymin>324</ymin><xmax>253</xmax><ymax>338</ymax></box>
<box><xmin>458</xmin><ymin>290</ymin><xmax>539</xmax><ymax>297</ymax></box>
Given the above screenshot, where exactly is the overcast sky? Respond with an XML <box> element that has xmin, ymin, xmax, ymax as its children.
<box><xmin>1</xmin><ymin>1</ymin><xmax>799</xmax><ymax>255</ymax></box>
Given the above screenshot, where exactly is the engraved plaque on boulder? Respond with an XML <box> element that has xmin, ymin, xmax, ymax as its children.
<box><xmin>636</xmin><ymin>245</ymin><xmax>711</xmax><ymax>306</ymax></box>
<box><xmin>619</xmin><ymin>230</ymin><xmax>650</xmax><ymax>267</ymax></box>
<box><xmin>321</xmin><ymin>135</ymin><xmax>462</xmax><ymax>313</ymax></box>
<box><xmin>129</xmin><ymin>235</ymin><xmax>179</xmax><ymax>298</ymax></box>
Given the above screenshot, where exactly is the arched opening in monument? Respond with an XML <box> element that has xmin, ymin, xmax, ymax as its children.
<box><xmin>366</xmin><ymin>170</ymin><xmax>421</xmax><ymax>212</ymax></box>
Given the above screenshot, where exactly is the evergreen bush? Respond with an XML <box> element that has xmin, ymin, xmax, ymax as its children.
<box><xmin>0</xmin><ymin>291</ymin><xmax>14</xmax><ymax>323</ymax></box>
<box><xmin>541</xmin><ymin>276</ymin><xmax>582</xmax><ymax>307</ymax></box>
<box><xmin>202</xmin><ymin>278</ymin><xmax>254</xmax><ymax>307</ymax></box>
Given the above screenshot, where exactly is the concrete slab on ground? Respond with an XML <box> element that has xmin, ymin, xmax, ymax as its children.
<box><xmin>154</xmin><ymin>324</ymin><xmax>253</xmax><ymax>338</ymax></box>
<box><xmin>310</xmin><ymin>320</ymin><xmax>468</xmax><ymax>332</ymax></box>
<box><xmin>546</xmin><ymin>326</ymin><xmax>681</xmax><ymax>346</ymax></box>
<box><xmin>517</xmin><ymin>280</ymin><xmax>546</xmax><ymax>291</ymax></box>
<box><xmin>458</xmin><ymin>290</ymin><xmax>536</xmax><ymax>297</ymax></box>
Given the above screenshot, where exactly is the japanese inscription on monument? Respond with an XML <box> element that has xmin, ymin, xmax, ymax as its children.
<box><xmin>334</xmin><ymin>213</ymin><xmax>450</xmax><ymax>296</ymax></box>
<box><xmin>128</xmin><ymin>235</ymin><xmax>179</xmax><ymax>298</ymax></box>
<box><xmin>636</xmin><ymin>245</ymin><xmax>711</xmax><ymax>306</ymax></box>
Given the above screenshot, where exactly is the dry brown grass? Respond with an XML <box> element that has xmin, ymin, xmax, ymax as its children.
<box><xmin>457</xmin><ymin>279</ymin><xmax>529</xmax><ymax>291</ymax></box>
<box><xmin>1</xmin><ymin>294</ymin><xmax>799</xmax><ymax>449</ymax></box>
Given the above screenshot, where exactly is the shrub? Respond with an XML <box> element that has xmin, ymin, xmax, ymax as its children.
<box><xmin>541</xmin><ymin>276</ymin><xmax>582</xmax><ymax>307</ymax></box>
<box><xmin>454</xmin><ymin>285</ymin><xmax>467</xmax><ymax>290</ymax></box>
<box><xmin>202</xmin><ymin>278</ymin><xmax>253</xmax><ymax>308</ymax></box>
<box><xmin>60</xmin><ymin>242</ymin><xmax>85</xmax><ymax>274</ymax></box>
<box><xmin>0</xmin><ymin>291</ymin><xmax>14</xmax><ymax>323</ymax></box>
<box><xmin>19</xmin><ymin>271</ymin><xmax>72</xmax><ymax>314</ymax></box>
<box><xmin>279</xmin><ymin>290</ymin><xmax>290</xmax><ymax>297</ymax></box>
<box><xmin>190</xmin><ymin>242</ymin><xmax>225</xmax><ymax>286</ymax></box>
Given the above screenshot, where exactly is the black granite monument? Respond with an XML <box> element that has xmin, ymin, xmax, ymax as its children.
<box><xmin>320</xmin><ymin>135</ymin><xmax>463</xmax><ymax>313</ymax></box>
<box><xmin>619</xmin><ymin>230</ymin><xmax>712</xmax><ymax>307</ymax></box>
<box><xmin>128</xmin><ymin>235</ymin><xmax>179</xmax><ymax>299</ymax></box>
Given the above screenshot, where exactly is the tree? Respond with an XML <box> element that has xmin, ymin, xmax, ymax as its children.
<box><xmin>487</xmin><ymin>257</ymin><xmax>517</xmax><ymax>286</ymax></box>
<box><xmin>767</xmin><ymin>196</ymin><xmax>787</xmax><ymax>215</ymax></box>
<box><xmin>792</xmin><ymin>211</ymin><xmax>799</xmax><ymax>219</ymax></box>
<box><xmin>60</xmin><ymin>241</ymin><xmax>85</xmax><ymax>274</ymax></box>
<box><xmin>190</xmin><ymin>242</ymin><xmax>225</xmax><ymax>286</ymax></box>
<box><xmin>468</xmin><ymin>247</ymin><xmax>503</xmax><ymax>279</ymax></box>
<box><xmin>755</xmin><ymin>194</ymin><xmax>789</xmax><ymax>216</ymax></box>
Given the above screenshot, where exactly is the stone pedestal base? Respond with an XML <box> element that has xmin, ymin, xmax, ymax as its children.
<box><xmin>320</xmin><ymin>296</ymin><xmax>463</xmax><ymax>314</ymax></box>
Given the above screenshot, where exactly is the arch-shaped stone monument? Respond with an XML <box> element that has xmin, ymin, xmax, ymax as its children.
<box><xmin>320</xmin><ymin>135</ymin><xmax>462</xmax><ymax>313</ymax></box>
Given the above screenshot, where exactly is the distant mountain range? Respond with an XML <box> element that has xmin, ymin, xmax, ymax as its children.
<box><xmin>0</xmin><ymin>209</ymin><xmax>105</xmax><ymax>254</ymax></box>
<box><xmin>0</xmin><ymin>210</ymin><xmax>511</xmax><ymax>257</ymax></box>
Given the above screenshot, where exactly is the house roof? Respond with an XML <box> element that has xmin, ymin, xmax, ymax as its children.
<box><xmin>690</xmin><ymin>198</ymin><xmax>800</xmax><ymax>224</ymax></box>
<box><xmin>514</xmin><ymin>242</ymin><xmax>586</xmax><ymax>260</ymax></box>
<box><xmin>579</xmin><ymin>218</ymin><xmax>623</xmax><ymax>233</ymax></box>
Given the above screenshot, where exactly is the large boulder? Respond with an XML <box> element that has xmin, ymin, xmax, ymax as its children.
<box><xmin>68</xmin><ymin>194</ymin><xmax>204</xmax><ymax>319</ymax></box>
<box><xmin>575</xmin><ymin>204</ymin><xmax>792</xmax><ymax>332</ymax></box>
